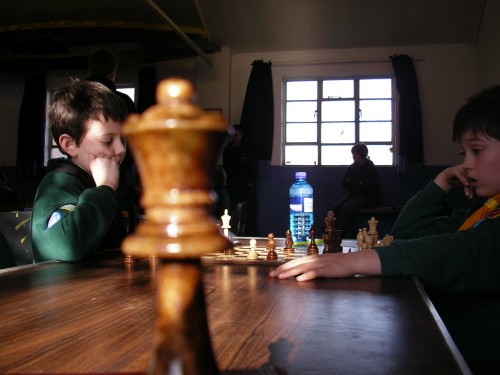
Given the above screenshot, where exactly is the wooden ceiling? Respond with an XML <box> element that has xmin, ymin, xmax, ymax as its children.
<box><xmin>0</xmin><ymin>0</ymin><xmax>487</xmax><ymax>72</ymax></box>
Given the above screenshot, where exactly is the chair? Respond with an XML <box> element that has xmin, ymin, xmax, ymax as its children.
<box><xmin>230</xmin><ymin>201</ymin><xmax>248</xmax><ymax>236</ymax></box>
<box><xmin>0</xmin><ymin>210</ymin><xmax>33</xmax><ymax>268</ymax></box>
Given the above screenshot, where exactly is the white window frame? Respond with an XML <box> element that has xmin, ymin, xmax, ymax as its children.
<box><xmin>282</xmin><ymin>76</ymin><xmax>396</xmax><ymax>166</ymax></box>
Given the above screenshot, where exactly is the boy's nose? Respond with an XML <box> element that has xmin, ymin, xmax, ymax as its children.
<box><xmin>116</xmin><ymin>138</ymin><xmax>126</xmax><ymax>156</ymax></box>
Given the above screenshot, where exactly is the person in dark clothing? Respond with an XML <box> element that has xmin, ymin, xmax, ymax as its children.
<box><xmin>332</xmin><ymin>143</ymin><xmax>380</xmax><ymax>235</ymax></box>
<box><xmin>222</xmin><ymin>124</ymin><xmax>258</xmax><ymax>234</ymax></box>
<box><xmin>31</xmin><ymin>79</ymin><xmax>137</xmax><ymax>262</ymax></box>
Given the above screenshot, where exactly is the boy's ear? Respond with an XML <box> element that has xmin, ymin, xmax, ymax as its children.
<box><xmin>59</xmin><ymin>134</ymin><xmax>78</xmax><ymax>157</ymax></box>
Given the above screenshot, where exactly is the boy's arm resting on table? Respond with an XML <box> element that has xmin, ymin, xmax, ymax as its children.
<box><xmin>271</xmin><ymin>216</ymin><xmax>500</xmax><ymax>293</ymax></box>
<box><xmin>377</xmin><ymin>217</ymin><xmax>500</xmax><ymax>293</ymax></box>
<box><xmin>32</xmin><ymin>185</ymin><xmax>120</xmax><ymax>262</ymax></box>
<box><xmin>269</xmin><ymin>250</ymin><xmax>381</xmax><ymax>282</ymax></box>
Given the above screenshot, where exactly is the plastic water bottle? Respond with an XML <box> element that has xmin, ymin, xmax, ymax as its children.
<box><xmin>289</xmin><ymin>172</ymin><xmax>314</xmax><ymax>242</ymax></box>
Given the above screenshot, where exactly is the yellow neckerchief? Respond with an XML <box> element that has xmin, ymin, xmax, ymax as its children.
<box><xmin>458</xmin><ymin>193</ymin><xmax>500</xmax><ymax>231</ymax></box>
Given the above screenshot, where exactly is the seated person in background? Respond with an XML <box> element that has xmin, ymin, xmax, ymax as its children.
<box><xmin>332</xmin><ymin>143</ymin><xmax>380</xmax><ymax>235</ymax></box>
<box><xmin>270</xmin><ymin>85</ymin><xmax>500</xmax><ymax>374</ymax></box>
<box><xmin>31</xmin><ymin>79</ymin><xmax>137</xmax><ymax>262</ymax></box>
<box><xmin>0</xmin><ymin>172</ymin><xmax>24</xmax><ymax>212</ymax></box>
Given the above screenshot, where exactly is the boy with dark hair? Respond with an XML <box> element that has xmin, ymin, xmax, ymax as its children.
<box><xmin>270</xmin><ymin>85</ymin><xmax>500</xmax><ymax>374</ymax></box>
<box><xmin>31</xmin><ymin>79</ymin><xmax>137</xmax><ymax>262</ymax></box>
<box><xmin>271</xmin><ymin>85</ymin><xmax>500</xmax><ymax>290</ymax></box>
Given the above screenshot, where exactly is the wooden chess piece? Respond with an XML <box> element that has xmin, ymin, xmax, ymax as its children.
<box><xmin>266</xmin><ymin>233</ymin><xmax>278</xmax><ymax>260</ymax></box>
<box><xmin>367</xmin><ymin>216</ymin><xmax>379</xmax><ymax>244</ymax></box>
<box><xmin>284</xmin><ymin>229</ymin><xmax>295</xmax><ymax>253</ymax></box>
<box><xmin>356</xmin><ymin>228</ymin><xmax>364</xmax><ymax>250</ymax></box>
<box><xmin>247</xmin><ymin>238</ymin><xmax>259</xmax><ymax>260</ymax></box>
<box><xmin>333</xmin><ymin>229</ymin><xmax>343</xmax><ymax>253</ymax></box>
<box><xmin>322</xmin><ymin>211</ymin><xmax>335</xmax><ymax>254</ymax></box>
<box><xmin>121</xmin><ymin>78</ymin><xmax>231</xmax><ymax>375</ymax></box>
<box><xmin>307</xmin><ymin>224</ymin><xmax>319</xmax><ymax>255</ymax></box>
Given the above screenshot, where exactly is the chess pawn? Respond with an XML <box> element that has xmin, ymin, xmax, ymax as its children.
<box><xmin>247</xmin><ymin>238</ymin><xmax>259</xmax><ymax>260</ymax></box>
<box><xmin>266</xmin><ymin>233</ymin><xmax>278</xmax><ymax>260</ymax></box>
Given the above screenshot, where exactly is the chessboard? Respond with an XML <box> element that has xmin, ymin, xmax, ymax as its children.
<box><xmin>201</xmin><ymin>237</ymin><xmax>359</xmax><ymax>266</ymax></box>
<box><xmin>201</xmin><ymin>243</ymin><xmax>307</xmax><ymax>266</ymax></box>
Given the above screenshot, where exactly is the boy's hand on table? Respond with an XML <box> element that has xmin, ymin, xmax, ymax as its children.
<box><xmin>269</xmin><ymin>250</ymin><xmax>381</xmax><ymax>281</ymax></box>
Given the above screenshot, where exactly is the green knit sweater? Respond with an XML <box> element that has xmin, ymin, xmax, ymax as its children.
<box><xmin>374</xmin><ymin>181</ymin><xmax>500</xmax><ymax>293</ymax></box>
<box><xmin>31</xmin><ymin>159</ymin><xmax>137</xmax><ymax>262</ymax></box>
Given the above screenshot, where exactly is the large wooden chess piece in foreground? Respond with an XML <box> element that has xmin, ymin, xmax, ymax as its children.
<box><xmin>121</xmin><ymin>78</ymin><xmax>231</xmax><ymax>375</ymax></box>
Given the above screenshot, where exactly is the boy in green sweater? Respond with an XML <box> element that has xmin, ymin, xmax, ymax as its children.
<box><xmin>271</xmin><ymin>84</ymin><xmax>500</xmax><ymax>293</ymax></box>
<box><xmin>31</xmin><ymin>79</ymin><xmax>137</xmax><ymax>262</ymax></box>
<box><xmin>271</xmin><ymin>85</ymin><xmax>500</xmax><ymax>373</ymax></box>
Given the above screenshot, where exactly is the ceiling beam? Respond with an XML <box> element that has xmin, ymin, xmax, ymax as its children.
<box><xmin>144</xmin><ymin>0</ymin><xmax>213</xmax><ymax>66</ymax></box>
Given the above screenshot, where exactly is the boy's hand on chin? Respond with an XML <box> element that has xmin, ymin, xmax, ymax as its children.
<box><xmin>89</xmin><ymin>154</ymin><xmax>120</xmax><ymax>190</ymax></box>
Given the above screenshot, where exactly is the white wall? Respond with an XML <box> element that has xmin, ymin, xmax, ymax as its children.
<box><xmin>195</xmin><ymin>43</ymin><xmax>479</xmax><ymax>167</ymax></box>
<box><xmin>0</xmin><ymin>42</ymin><xmax>488</xmax><ymax>168</ymax></box>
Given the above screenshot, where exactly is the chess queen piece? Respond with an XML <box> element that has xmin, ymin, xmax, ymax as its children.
<box><xmin>121</xmin><ymin>78</ymin><xmax>231</xmax><ymax>375</ymax></box>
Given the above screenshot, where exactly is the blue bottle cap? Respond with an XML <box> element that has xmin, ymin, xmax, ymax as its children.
<box><xmin>295</xmin><ymin>172</ymin><xmax>306</xmax><ymax>179</ymax></box>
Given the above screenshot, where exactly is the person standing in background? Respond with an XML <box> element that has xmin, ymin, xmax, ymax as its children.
<box><xmin>87</xmin><ymin>48</ymin><xmax>140</xmax><ymax>210</ymax></box>
<box><xmin>222</xmin><ymin>124</ymin><xmax>258</xmax><ymax>234</ymax></box>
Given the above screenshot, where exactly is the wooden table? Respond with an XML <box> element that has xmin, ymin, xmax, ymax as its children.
<box><xmin>0</xmin><ymin>243</ymin><xmax>470</xmax><ymax>374</ymax></box>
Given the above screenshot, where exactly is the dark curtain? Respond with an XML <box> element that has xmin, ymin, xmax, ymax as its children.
<box><xmin>240</xmin><ymin>60</ymin><xmax>274</xmax><ymax>161</ymax></box>
<box><xmin>17</xmin><ymin>74</ymin><xmax>46</xmax><ymax>178</ymax></box>
<box><xmin>390</xmin><ymin>55</ymin><xmax>424</xmax><ymax>179</ymax></box>
<box><xmin>239</xmin><ymin>60</ymin><xmax>274</xmax><ymax>235</ymax></box>
<box><xmin>137</xmin><ymin>66</ymin><xmax>157</xmax><ymax>113</ymax></box>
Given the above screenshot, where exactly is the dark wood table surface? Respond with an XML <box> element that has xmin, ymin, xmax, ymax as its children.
<box><xmin>0</xmin><ymin>240</ymin><xmax>471</xmax><ymax>374</ymax></box>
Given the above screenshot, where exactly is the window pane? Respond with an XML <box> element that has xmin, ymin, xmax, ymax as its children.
<box><xmin>321</xmin><ymin>145</ymin><xmax>354</xmax><ymax>165</ymax></box>
<box><xmin>117</xmin><ymin>87</ymin><xmax>135</xmax><ymax>102</ymax></box>
<box><xmin>50</xmin><ymin>148</ymin><xmax>66</xmax><ymax>160</ymax></box>
<box><xmin>360</xmin><ymin>79</ymin><xmax>392</xmax><ymax>98</ymax></box>
<box><xmin>287</xmin><ymin>81</ymin><xmax>317</xmax><ymax>100</ymax></box>
<box><xmin>286</xmin><ymin>123</ymin><xmax>317</xmax><ymax>142</ymax></box>
<box><xmin>286</xmin><ymin>101</ymin><xmax>317</xmax><ymax>122</ymax></box>
<box><xmin>367</xmin><ymin>145</ymin><xmax>393</xmax><ymax>166</ymax></box>
<box><xmin>321</xmin><ymin>122</ymin><xmax>355</xmax><ymax>143</ymax></box>
<box><xmin>359</xmin><ymin>99</ymin><xmax>392</xmax><ymax>121</ymax></box>
<box><xmin>285</xmin><ymin>145</ymin><xmax>318</xmax><ymax>165</ymax></box>
<box><xmin>323</xmin><ymin>80</ymin><xmax>353</xmax><ymax>99</ymax></box>
<box><xmin>360</xmin><ymin>122</ymin><xmax>392</xmax><ymax>142</ymax></box>
<box><xmin>322</xmin><ymin>100</ymin><xmax>355</xmax><ymax>121</ymax></box>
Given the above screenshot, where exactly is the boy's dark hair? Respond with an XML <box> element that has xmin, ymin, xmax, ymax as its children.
<box><xmin>49</xmin><ymin>79</ymin><xmax>128</xmax><ymax>154</ymax></box>
<box><xmin>453</xmin><ymin>85</ymin><xmax>500</xmax><ymax>142</ymax></box>
<box><xmin>351</xmin><ymin>143</ymin><xmax>369</xmax><ymax>159</ymax></box>
<box><xmin>88</xmin><ymin>48</ymin><xmax>117</xmax><ymax>77</ymax></box>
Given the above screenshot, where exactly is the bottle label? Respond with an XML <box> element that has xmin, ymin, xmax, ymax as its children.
<box><xmin>289</xmin><ymin>196</ymin><xmax>303</xmax><ymax>212</ymax></box>
<box><xmin>303</xmin><ymin>197</ymin><xmax>313</xmax><ymax>213</ymax></box>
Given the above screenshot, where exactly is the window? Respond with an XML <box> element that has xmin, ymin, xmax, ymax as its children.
<box><xmin>283</xmin><ymin>78</ymin><xmax>394</xmax><ymax>166</ymax></box>
<box><xmin>44</xmin><ymin>85</ymin><xmax>136</xmax><ymax>165</ymax></box>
